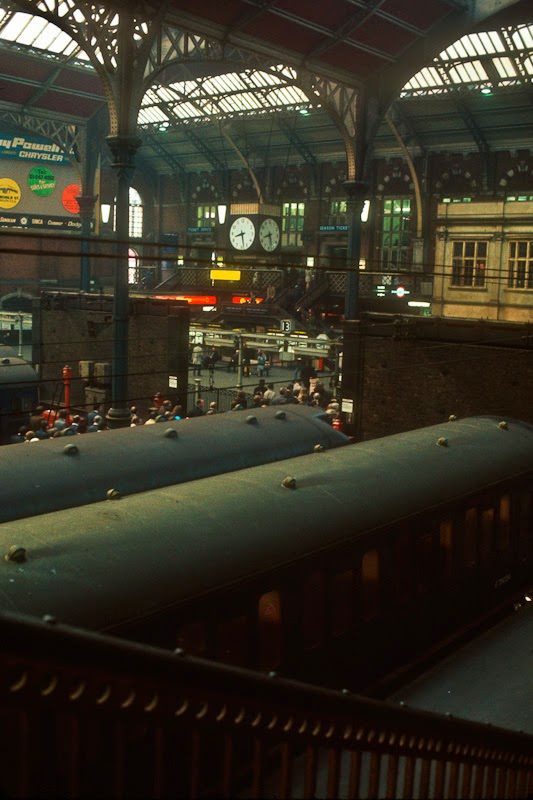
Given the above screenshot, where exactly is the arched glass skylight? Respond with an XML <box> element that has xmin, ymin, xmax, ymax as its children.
<box><xmin>402</xmin><ymin>24</ymin><xmax>533</xmax><ymax>96</ymax></box>
<box><xmin>137</xmin><ymin>67</ymin><xmax>313</xmax><ymax>127</ymax></box>
<box><xmin>0</xmin><ymin>6</ymin><xmax>89</xmax><ymax>61</ymax></box>
<box><xmin>0</xmin><ymin>6</ymin><xmax>532</xmax><ymax>109</ymax></box>
<box><xmin>0</xmin><ymin>8</ymin><xmax>313</xmax><ymax>122</ymax></box>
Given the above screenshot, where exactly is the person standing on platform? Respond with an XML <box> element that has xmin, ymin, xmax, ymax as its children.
<box><xmin>187</xmin><ymin>398</ymin><xmax>205</xmax><ymax>417</ymax></box>
<box><xmin>192</xmin><ymin>342</ymin><xmax>204</xmax><ymax>376</ymax></box>
<box><xmin>256</xmin><ymin>349</ymin><xmax>267</xmax><ymax>377</ymax></box>
<box><xmin>299</xmin><ymin>359</ymin><xmax>317</xmax><ymax>391</ymax></box>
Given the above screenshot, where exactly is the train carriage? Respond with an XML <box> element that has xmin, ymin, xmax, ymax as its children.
<box><xmin>0</xmin><ymin>345</ymin><xmax>39</xmax><ymax>444</ymax></box>
<box><xmin>0</xmin><ymin>415</ymin><xmax>531</xmax><ymax>692</ymax></box>
<box><xmin>0</xmin><ymin>404</ymin><xmax>349</xmax><ymax>522</ymax></box>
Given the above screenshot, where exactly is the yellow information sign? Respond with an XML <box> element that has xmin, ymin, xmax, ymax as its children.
<box><xmin>209</xmin><ymin>269</ymin><xmax>241</xmax><ymax>281</ymax></box>
<box><xmin>0</xmin><ymin>178</ymin><xmax>21</xmax><ymax>209</ymax></box>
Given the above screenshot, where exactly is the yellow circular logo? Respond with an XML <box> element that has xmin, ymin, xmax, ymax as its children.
<box><xmin>0</xmin><ymin>177</ymin><xmax>21</xmax><ymax>209</ymax></box>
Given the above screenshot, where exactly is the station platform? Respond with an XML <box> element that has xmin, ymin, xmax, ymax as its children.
<box><xmin>188</xmin><ymin>361</ymin><xmax>301</xmax><ymax>390</ymax></box>
<box><xmin>388</xmin><ymin>598</ymin><xmax>533</xmax><ymax>734</ymax></box>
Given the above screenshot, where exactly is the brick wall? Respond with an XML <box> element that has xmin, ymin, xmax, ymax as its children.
<box><xmin>33</xmin><ymin>294</ymin><xmax>190</xmax><ymax>417</ymax></box>
<box><xmin>342</xmin><ymin>317</ymin><xmax>533</xmax><ymax>440</ymax></box>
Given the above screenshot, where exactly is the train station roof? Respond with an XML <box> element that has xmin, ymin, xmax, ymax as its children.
<box><xmin>0</xmin><ymin>1</ymin><xmax>531</xmax><ymax>175</ymax></box>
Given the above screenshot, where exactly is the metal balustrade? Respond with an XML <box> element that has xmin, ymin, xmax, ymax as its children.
<box><xmin>1</xmin><ymin>611</ymin><xmax>531</xmax><ymax>799</ymax></box>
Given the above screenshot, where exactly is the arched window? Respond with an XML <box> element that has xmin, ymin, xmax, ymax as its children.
<box><xmin>108</xmin><ymin>187</ymin><xmax>143</xmax><ymax>237</ymax></box>
<box><xmin>128</xmin><ymin>187</ymin><xmax>143</xmax><ymax>238</ymax></box>
<box><xmin>128</xmin><ymin>248</ymin><xmax>140</xmax><ymax>286</ymax></box>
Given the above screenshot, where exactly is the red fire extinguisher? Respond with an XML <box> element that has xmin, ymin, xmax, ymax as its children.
<box><xmin>62</xmin><ymin>365</ymin><xmax>72</xmax><ymax>415</ymax></box>
<box><xmin>332</xmin><ymin>416</ymin><xmax>342</xmax><ymax>431</ymax></box>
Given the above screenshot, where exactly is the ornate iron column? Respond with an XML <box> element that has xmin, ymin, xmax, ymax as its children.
<box><xmin>339</xmin><ymin>179</ymin><xmax>367</xmax><ymax>439</ymax></box>
<box><xmin>104</xmin><ymin>135</ymin><xmax>142</xmax><ymax>429</ymax></box>
<box><xmin>343</xmin><ymin>180</ymin><xmax>367</xmax><ymax>321</ymax></box>
<box><xmin>76</xmin><ymin>194</ymin><xmax>97</xmax><ymax>292</ymax></box>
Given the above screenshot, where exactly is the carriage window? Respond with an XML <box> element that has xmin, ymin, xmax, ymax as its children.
<box><xmin>497</xmin><ymin>494</ymin><xmax>511</xmax><ymax>551</ymax></box>
<box><xmin>464</xmin><ymin>508</ymin><xmax>478</xmax><ymax>568</ymax></box>
<box><xmin>215</xmin><ymin>615</ymin><xmax>248</xmax><ymax>666</ymax></box>
<box><xmin>417</xmin><ymin>534</ymin><xmax>434</xmax><ymax>595</ymax></box>
<box><xmin>177</xmin><ymin>620</ymin><xmax>207</xmax><ymax>657</ymax></box>
<box><xmin>518</xmin><ymin>491</ymin><xmax>532</xmax><ymax>560</ymax></box>
<box><xmin>361</xmin><ymin>549</ymin><xmax>380</xmax><ymax>621</ymax></box>
<box><xmin>303</xmin><ymin>571</ymin><xmax>325</xmax><ymax>650</ymax></box>
<box><xmin>480</xmin><ymin>508</ymin><xmax>494</xmax><ymax>562</ymax></box>
<box><xmin>439</xmin><ymin>519</ymin><xmax>454</xmax><ymax>579</ymax></box>
<box><xmin>394</xmin><ymin>532</ymin><xmax>414</xmax><ymax>604</ymax></box>
<box><xmin>331</xmin><ymin>569</ymin><xmax>355</xmax><ymax>637</ymax></box>
<box><xmin>258</xmin><ymin>591</ymin><xmax>282</xmax><ymax>671</ymax></box>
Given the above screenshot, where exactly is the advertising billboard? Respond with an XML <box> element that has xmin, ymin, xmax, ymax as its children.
<box><xmin>0</xmin><ymin>132</ymin><xmax>82</xmax><ymax>232</ymax></box>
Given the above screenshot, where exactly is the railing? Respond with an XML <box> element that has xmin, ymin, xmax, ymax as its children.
<box><xmin>1</xmin><ymin>610</ymin><xmax>531</xmax><ymax>799</ymax></box>
<box><xmin>324</xmin><ymin>270</ymin><xmax>433</xmax><ymax>299</ymax></box>
<box><xmin>153</xmin><ymin>266</ymin><xmax>285</xmax><ymax>292</ymax></box>
<box><xmin>152</xmin><ymin>267</ymin><xmax>433</xmax><ymax>301</ymax></box>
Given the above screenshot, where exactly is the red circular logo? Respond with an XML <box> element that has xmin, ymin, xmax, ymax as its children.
<box><xmin>62</xmin><ymin>183</ymin><xmax>81</xmax><ymax>214</ymax></box>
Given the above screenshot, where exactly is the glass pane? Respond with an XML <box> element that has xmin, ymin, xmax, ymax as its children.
<box><xmin>303</xmin><ymin>572</ymin><xmax>325</xmax><ymax>649</ymax></box>
<box><xmin>394</xmin><ymin>532</ymin><xmax>414</xmax><ymax>604</ymax></box>
<box><xmin>464</xmin><ymin>507</ymin><xmax>478</xmax><ymax>567</ymax></box>
<box><xmin>417</xmin><ymin>534</ymin><xmax>434</xmax><ymax>594</ymax></box>
<box><xmin>215</xmin><ymin>615</ymin><xmax>248</xmax><ymax>666</ymax></box>
<box><xmin>497</xmin><ymin>495</ymin><xmax>511</xmax><ymax>551</ymax></box>
<box><xmin>177</xmin><ymin>620</ymin><xmax>207</xmax><ymax>657</ymax></box>
<box><xmin>480</xmin><ymin>508</ymin><xmax>494</xmax><ymax>561</ymax></box>
<box><xmin>439</xmin><ymin>519</ymin><xmax>454</xmax><ymax>579</ymax></box>
<box><xmin>331</xmin><ymin>570</ymin><xmax>355</xmax><ymax>637</ymax></box>
<box><xmin>518</xmin><ymin>492</ymin><xmax>531</xmax><ymax>560</ymax></box>
<box><xmin>258</xmin><ymin>590</ymin><xmax>283</xmax><ymax>670</ymax></box>
<box><xmin>361</xmin><ymin>549</ymin><xmax>380</xmax><ymax>621</ymax></box>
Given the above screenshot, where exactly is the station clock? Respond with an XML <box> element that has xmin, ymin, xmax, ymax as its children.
<box><xmin>227</xmin><ymin>204</ymin><xmax>281</xmax><ymax>253</ymax></box>
<box><xmin>229</xmin><ymin>216</ymin><xmax>256</xmax><ymax>251</ymax></box>
<box><xmin>259</xmin><ymin>217</ymin><xmax>280</xmax><ymax>252</ymax></box>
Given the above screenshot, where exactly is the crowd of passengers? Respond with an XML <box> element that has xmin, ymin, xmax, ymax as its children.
<box><xmin>11</xmin><ymin>375</ymin><xmax>340</xmax><ymax>443</ymax></box>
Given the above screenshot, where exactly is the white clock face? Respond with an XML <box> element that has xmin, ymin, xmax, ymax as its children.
<box><xmin>259</xmin><ymin>218</ymin><xmax>280</xmax><ymax>251</ymax></box>
<box><xmin>229</xmin><ymin>216</ymin><xmax>256</xmax><ymax>250</ymax></box>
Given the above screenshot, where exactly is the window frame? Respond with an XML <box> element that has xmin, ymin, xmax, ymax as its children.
<box><xmin>381</xmin><ymin>197</ymin><xmax>412</xmax><ymax>270</ymax></box>
<box><xmin>281</xmin><ymin>201</ymin><xmax>305</xmax><ymax>247</ymax></box>
<box><xmin>196</xmin><ymin>204</ymin><xmax>216</xmax><ymax>228</ymax></box>
<box><xmin>450</xmin><ymin>240</ymin><xmax>487</xmax><ymax>288</ymax></box>
<box><xmin>507</xmin><ymin>240</ymin><xmax>533</xmax><ymax>290</ymax></box>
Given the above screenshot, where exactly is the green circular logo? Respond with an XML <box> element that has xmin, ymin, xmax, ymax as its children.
<box><xmin>28</xmin><ymin>166</ymin><xmax>56</xmax><ymax>196</ymax></box>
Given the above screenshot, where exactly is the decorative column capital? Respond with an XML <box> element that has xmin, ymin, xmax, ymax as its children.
<box><xmin>343</xmin><ymin>180</ymin><xmax>368</xmax><ymax>215</ymax></box>
<box><xmin>343</xmin><ymin>179</ymin><xmax>368</xmax><ymax>199</ymax></box>
<box><xmin>76</xmin><ymin>195</ymin><xmax>98</xmax><ymax>221</ymax></box>
<box><xmin>105</xmin><ymin>135</ymin><xmax>142</xmax><ymax>172</ymax></box>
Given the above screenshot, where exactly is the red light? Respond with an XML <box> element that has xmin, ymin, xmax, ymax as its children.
<box><xmin>231</xmin><ymin>295</ymin><xmax>264</xmax><ymax>304</ymax></box>
<box><xmin>151</xmin><ymin>295</ymin><xmax>216</xmax><ymax>305</ymax></box>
